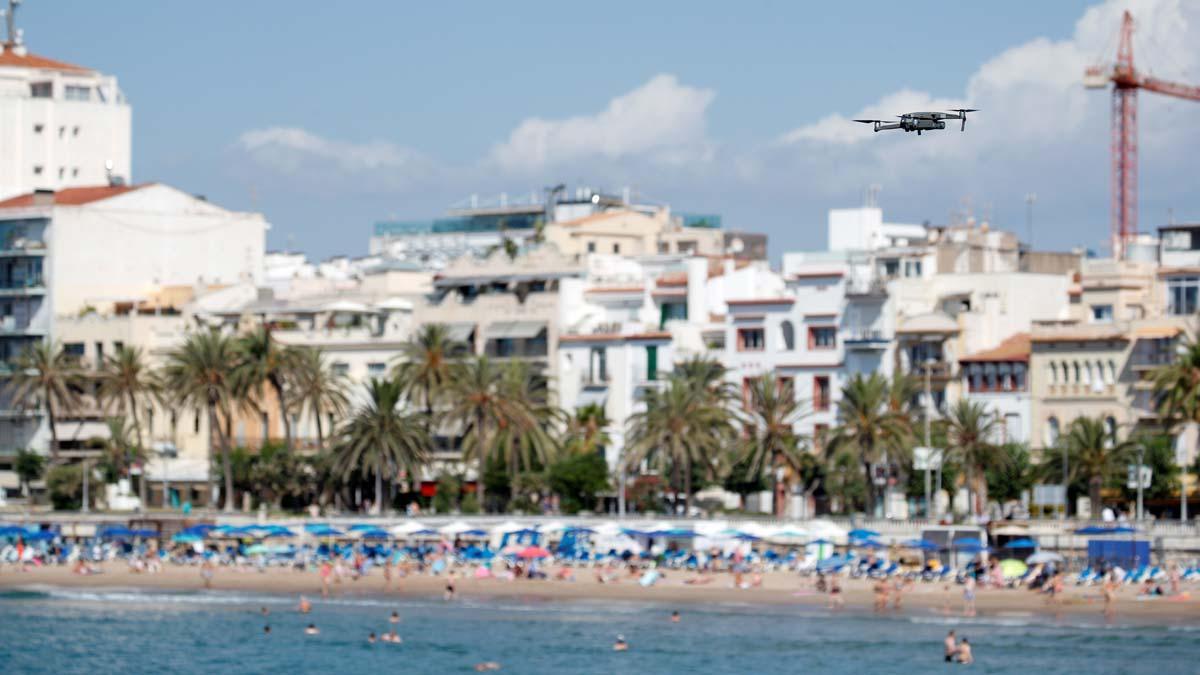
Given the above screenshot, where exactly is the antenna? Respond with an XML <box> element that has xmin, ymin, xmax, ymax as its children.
<box><xmin>3</xmin><ymin>0</ymin><xmax>19</xmax><ymax>48</ymax></box>
<box><xmin>864</xmin><ymin>184</ymin><xmax>881</xmax><ymax>208</ymax></box>
<box><xmin>1025</xmin><ymin>193</ymin><xmax>1037</xmax><ymax>249</ymax></box>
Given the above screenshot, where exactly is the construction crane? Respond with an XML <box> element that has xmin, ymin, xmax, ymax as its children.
<box><xmin>1084</xmin><ymin>10</ymin><xmax>1200</xmax><ymax>258</ymax></box>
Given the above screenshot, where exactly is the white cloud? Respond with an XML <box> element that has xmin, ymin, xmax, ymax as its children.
<box><xmin>488</xmin><ymin>74</ymin><xmax>716</xmax><ymax>171</ymax></box>
<box><xmin>236</xmin><ymin>127</ymin><xmax>431</xmax><ymax>182</ymax></box>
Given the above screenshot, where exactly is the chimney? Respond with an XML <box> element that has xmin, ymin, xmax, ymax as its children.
<box><xmin>32</xmin><ymin>189</ymin><xmax>54</xmax><ymax>206</ymax></box>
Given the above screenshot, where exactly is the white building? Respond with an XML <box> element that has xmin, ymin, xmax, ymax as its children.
<box><xmin>0</xmin><ymin>183</ymin><xmax>268</xmax><ymax>457</ymax></box>
<box><xmin>0</xmin><ymin>28</ymin><xmax>131</xmax><ymax>200</ymax></box>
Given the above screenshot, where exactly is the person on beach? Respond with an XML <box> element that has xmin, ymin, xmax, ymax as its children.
<box><xmin>260</xmin><ymin>606</ymin><xmax>269</xmax><ymax>617</ymax></box>
<box><xmin>445</xmin><ymin>574</ymin><xmax>457</xmax><ymax>601</ymax></box>
<box><xmin>956</xmin><ymin>638</ymin><xmax>973</xmax><ymax>665</ymax></box>
<box><xmin>944</xmin><ymin>630</ymin><xmax>957</xmax><ymax>662</ymax></box>
<box><xmin>1103</xmin><ymin>574</ymin><xmax>1118</xmax><ymax>618</ymax></box>
<box><xmin>828</xmin><ymin>578</ymin><xmax>844</xmax><ymax>610</ymax></box>
<box><xmin>962</xmin><ymin>578</ymin><xmax>977</xmax><ymax>617</ymax></box>
<box><xmin>387</xmin><ymin>630</ymin><xmax>401</xmax><ymax>644</ymax></box>
<box><xmin>304</xmin><ymin>624</ymin><xmax>319</xmax><ymax>635</ymax></box>
<box><xmin>319</xmin><ymin>561</ymin><xmax>332</xmax><ymax>598</ymax></box>
<box><xmin>613</xmin><ymin>635</ymin><xmax>628</xmax><ymax>652</ymax></box>
<box><xmin>873</xmin><ymin>580</ymin><xmax>888</xmax><ymax>612</ymax></box>
<box><xmin>200</xmin><ymin>559</ymin><xmax>214</xmax><ymax>589</ymax></box>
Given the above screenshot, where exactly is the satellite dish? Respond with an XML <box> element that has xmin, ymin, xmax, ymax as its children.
<box><xmin>728</xmin><ymin>237</ymin><xmax>745</xmax><ymax>254</ymax></box>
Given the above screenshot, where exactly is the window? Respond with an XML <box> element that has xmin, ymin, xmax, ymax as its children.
<box><xmin>94</xmin><ymin>341</ymin><xmax>104</xmax><ymax>364</ymax></box>
<box><xmin>1091</xmin><ymin>304</ymin><xmax>1114</xmax><ymax>323</ymax></box>
<box><xmin>72</xmin><ymin>126</ymin><xmax>80</xmax><ymax>137</ymax></box>
<box><xmin>33</xmin><ymin>124</ymin><xmax>43</xmax><ymax>134</ymax></box>
<box><xmin>1163</xmin><ymin>229</ymin><xmax>1200</xmax><ymax>251</ymax></box>
<box><xmin>808</xmin><ymin>326</ymin><xmax>836</xmax><ymax>350</ymax></box>
<box><xmin>30</xmin><ymin>82</ymin><xmax>52</xmax><ymax>98</ymax></box>
<box><xmin>332</xmin><ymin>362</ymin><xmax>350</xmax><ymax>377</ymax></box>
<box><xmin>813</xmin><ymin>423</ymin><xmax>829</xmax><ymax>455</ymax></box>
<box><xmin>1045</xmin><ymin>416</ymin><xmax>1061</xmax><ymax>446</ymax></box>
<box><xmin>612</xmin><ymin>243</ymin><xmax>620</xmax><ymax>254</ymax></box>
<box><xmin>1048</xmin><ymin>362</ymin><xmax>1058</xmax><ymax>386</ymax></box>
<box><xmin>58</xmin><ymin>167</ymin><xmax>65</xmax><ymax>180</ymax></box>
<box><xmin>589</xmin><ymin>347</ymin><xmax>607</xmax><ymax>383</ymax></box>
<box><xmin>63</xmin><ymin>342</ymin><xmax>85</xmax><ymax>358</ymax></box>
<box><xmin>367</xmin><ymin>362</ymin><xmax>386</xmax><ymax>378</ymax></box>
<box><xmin>813</xmin><ymin>375</ymin><xmax>831</xmax><ymax>411</ymax></box>
<box><xmin>260</xmin><ymin>412</ymin><xmax>269</xmax><ymax>443</ymax></box>
<box><xmin>781</xmin><ymin>321</ymin><xmax>795</xmax><ymax>351</ymax></box>
<box><xmin>645</xmin><ymin>345</ymin><xmax>658</xmax><ymax>381</ymax></box>
<box><xmin>659</xmin><ymin>302</ymin><xmax>687</xmax><ymax>328</ymax></box>
<box><xmin>737</xmin><ymin>328</ymin><xmax>765</xmax><ymax>352</ymax></box>
<box><xmin>194</xmin><ymin>413</ymin><xmax>201</xmax><ymax>434</ymax></box>
<box><xmin>586</xmin><ymin>242</ymin><xmax>596</xmax><ymax>253</ymax></box>
<box><xmin>881</xmin><ymin>260</ymin><xmax>900</xmax><ymax>278</ymax></box>
<box><xmin>32</xmin><ymin>166</ymin><xmax>43</xmax><ymax>175</ymax></box>
<box><xmin>64</xmin><ymin>85</ymin><xmax>91</xmax><ymax>101</ymax></box>
<box><xmin>1072</xmin><ymin>362</ymin><xmax>1081</xmax><ymax>384</ymax></box>
<box><xmin>1167</xmin><ymin>277</ymin><xmax>1200</xmax><ymax>315</ymax></box>
<box><xmin>58</xmin><ymin>126</ymin><xmax>65</xmax><ymax>138</ymax></box>
<box><xmin>776</xmin><ymin>376</ymin><xmax>794</xmax><ymax>398</ymax></box>
<box><xmin>904</xmin><ymin>260</ymin><xmax>923</xmax><ymax>277</ymax></box>
<box><xmin>1104</xmin><ymin>416</ymin><xmax>1118</xmax><ymax>443</ymax></box>
<box><xmin>1005</xmin><ymin>413</ymin><xmax>1022</xmax><ymax>443</ymax></box>
<box><xmin>146</xmin><ymin>406</ymin><xmax>154</xmax><ymax>436</ymax></box>
<box><xmin>72</xmin><ymin>168</ymin><xmax>79</xmax><ymax>178</ymax></box>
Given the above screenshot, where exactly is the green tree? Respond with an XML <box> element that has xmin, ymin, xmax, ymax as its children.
<box><xmin>331</xmin><ymin>378</ymin><xmax>431</xmax><ymax>514</ymax></box>
<box><xmin>234</xmin><ymin>327</ymin><xmax>301</xmax><ymax>451</ymax></box>
<box><xmin>288</xmin><ymin>347</ymin><xmax>350</xmax><ymax>451</ymax></box>
<box><xmin>625</xmin><ymin>374</ymin><xmax>733</xmax><ymax>514</ymax></box>
<box><xmin>14</xmin><ymin>449</ymin><xmax>45</xmax><ymax>502</ymax></box>
<box><xmin>494</xmin><ymin>361</ymin><xmax>560</xmax><ymax>486</ymax></box>
<box><xmin>740</xmin><ymin>374</ymin><xmax>809</xmax><ymax>516</ymax></box>
<box><xmin>562</xmin><ymin>403</ymin><xmax>610</xmax><ymax>456</ymax></box>
<box><xmin>722</xmin><ymin>452</ymin><xmax>770</xmax><ymax>510</ymax></box>
<box><xmin>163</xmin><ymin>330</ymin><xmax>240</xmax><ymax>511</ymax></box>
<box><xmin>447</xmin><ymin>357</ymin><xmax>540</xmax><ymax>511</ymax></box>
<box><xmin>97</xmin><ymin>416</ymin><xmax>146</xmax><ymax>486</ymax></box>
<box><xmin>1124</xmin><ymin>434</ymin><xmax>1179</xmax><ymax>503</ymax></box>
<box><xmin>824</xmin><ymin>373</ymin><xmax>912</xmax><ymax>515</ymax></box>
<box><xmin>1063</xmin><ymin>416</ymin><xmax>1134</xmax><ymax>517</ymax></box>
<box><xmin>984</xmin><ymin>443</ymin><xmax>1035</xmax><ymax>504</ymax></box>
<box><xmin>45</xmin><ymin>463</ymin><xmax>84</xmax><ymax>510</ymax></box>
<box><xmin>393</xmin><ymin>323</ymin><xmax>467</xmax><ymax>415</ymax></box>
<box><xmin>6</xmin><ymin>341</ymin><xmax>82</xmax><ymax>461</ymax></box>
<box><xmin>943</xmin><ymin>399</ymin><xmax>1002</xmax><ymax>516</ymax></box>
<box><xmin>548</xmin><ymin>450</ymin><xmax>609</xmax><ymax>514</ymax></box>
<box><xmin>825</xmin><ymin>449</ymin><xmax>868</xmax><ymax>513</ymax></box>
<box><xmin>432</xmin><ymin>472</ymin><xmax>462</xmax><ymax>513</ymax></box>
<box><xmin>249</xmin><ymin>443</ymin><xmax>314</xmax><ymax>510</ymax></box>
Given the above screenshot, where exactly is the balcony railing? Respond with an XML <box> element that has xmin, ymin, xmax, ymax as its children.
<box><xmin>0</xmin><ymin>277</ymin><xmax>45</xmax><ymax>294</ymax></box>
<box><xmin>844</xmin><ymin>278</ymin><xmax>888</xmax><ymax>298</ymax></box>
<box><xmin>843</xmin><ymin>330</ymin><xmax>891</xmax><ymax>349</ymax></box>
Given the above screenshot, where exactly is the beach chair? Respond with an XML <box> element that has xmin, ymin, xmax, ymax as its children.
<box><xmin>1073</xmin><ymin>567</ymin><xmax>1095</xmax><ymax>585</ymax></box>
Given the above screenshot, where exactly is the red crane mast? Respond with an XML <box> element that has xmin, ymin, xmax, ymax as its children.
<box><xmin>1084</xmin><ymin>11</ymin><xmax>1200</xmax><ymax>257</ymax></box>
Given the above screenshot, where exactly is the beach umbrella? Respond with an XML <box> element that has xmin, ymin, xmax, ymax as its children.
<box><xmin>244</xmin><ymin>544</ymin><xmax>269</xmax><ymax>555</ymax></box>
<box><xmin>1003</xmin><ymin>538</ymin><xmax>1038</xmax><ymax>549</ymax></box>
<box><xmin>131</xmin><ymin>529</ymin><xmax>158</xmax><ymax>538</ymax></box>
<box><xmin>855</xmin><ymin>539</ymin><xmax>887</xmax><ymax>549</ymax></box>
<box><xmin>304</xmin><ymin>524</ymin><xmax>344</xmax><ymax>537</ymax></box>
<box><xmin>808</xmin><ymin>538</ymin><xmax>834</xmax><ymax>546</ymax></box>
<box><xmin>903</xmin><ymin>539</ymin><xmax>939</xmax><ymax>551</ymax></box>
<box><xmin>459</xmin><ymin>529</ymin><xmax>490</xmax><ymax>537</ymax></box>
<box><xmin>0</xmin><ymin>525</ymin><xmax>28</xmax><ymax>537</ymax></box>
<box><xmin>1026</xmin><ymin>551</ymin><xmax>1064</xmax><ymax>564</ymax></box>
<box><xmin>490</xmin><ymin>520</ymin><xmax>528</xmax><ymax>535</ymax></box>
<box><xmin>172</xmin><ymin>532</ymin><xmax>202</xmax><ymax>544</ymax></box>
<box><xmin>438</xmin><ymin>520</ymin><xmax>475</xmax><ymax>535</ymax></box>
<box><xmin>1074</xmin><ymin>525</ymin><xmax>1137</xmax><ymax>535</ymax></box>
<box><xmin>564</xmin><ymin>526</ymin><xmax>597</xmax><ymax>535</ymax></box>
<box><xmin>652</xmin><ymin>528</ymin><xmax>697</xmax><ymax>538</ymax></box>
<box><xmin>953</xmin><ymin>537</ymin><xmax>984</xmax><ymax>548</ymax></box>
<box><xmin>181</xmin><ymin>524</ymin><xmax>218</xmax><ymax>536</ymax></box>
<box><xmin>348</xmin><ymin>524</ymin><xmax>379</xmax><ymax>532</ymax></box>
<box><xmin>848</xmin><ymin>528</ymin><xmax>880</xmax><ymax>540</ymax></box>
<box><xmin>262</xmin><ymin>526</ymin><xmax>295</xmax><ymax>538</ymax></box>
<box><xmin>517</xmin><ymin>545</ymin><xmax>551</xmax><ymax>559</ymax></box>
<box><xmin>99</xmin><ymin>526</ymin><xmax>135</xmax><ymax>539</ymax></box>
<box><xmin>999</xmin><ymin>559</ymin><xmax>1029</xmax><ymax>578</ymax></box>
<box><xmin>359</xmin><ymin>529</ymin><xmax>390</xmax><ymax>540</ymax></box>
<box><xmin>390</xmin><ymin>521</ymin><xmax>429</xmax><ymax>536</ymax></box>
<box><xmin>733</xmin><ymin>533</ymin><xmax>762</xmax><ymax>542</ymax></box>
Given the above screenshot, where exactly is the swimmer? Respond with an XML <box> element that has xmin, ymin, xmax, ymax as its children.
<box><xmin>298</xmin><ymin>596</ymin><xmax>312</xmax><ymax>614</ymax></box>
<box><xmin>263</xmin><ymin>625</ymin><xmax>271</xmax><ymax>635</ymax></box>
<box><xmin>390</xmin><ymin>611</ymin><xmax>400</xmax><ymax>624</ymax></box>
<box><xmin>388</xmin><ymin>630</ymin><xmax>401</xmax><ymax>644</ymax></box>
<box><xmin>474</xmin><ymin>662</ymin><xmax>502</xmax><ymax>672</ymax></box>
<box><xmin>944</xmin><ymin>630</ymin><xmax>957</xmax><ymax>663</ymax></box>
<box><xmin>368</xmin><ymin>632</ymin><xmax>377</xmax><ymax>644</ymax></box>
<box><xmin>260</xmin><ymin>606</ymin><xmax>270</xmax><ymax>617</ymax></box>
<box><xmin>670</xmin><ymin>610</ymin><xmax>681</xmax><ymax>623</ymax></box>
<box><xmin>304</xmin><ymin>623</ymin><xmax>319</xmax><ymax>636</ymax></box>
<box><xmin>957</xmin><ymin>638</ymin><xmax>973</xmax><ymax>665</ymax></box>
<box><xmin>613</xmin><ymin>635</ymin><xmax>628</xmax><ymax>652</ymax></box>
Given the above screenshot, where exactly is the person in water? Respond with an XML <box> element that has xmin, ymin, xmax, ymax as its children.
<box><xmin>304</xmin><ymin>624</ymin><xmax>319</xmax><ymax>635</ymax></box>
<box><xmin>263</xmin><ymin>625</ymin><xmax>271</xmax><ymax>635</ymax></box>
<box><xmin>944</xmin><ymin>630</ymin><xmax>957</xmax><ymax>662</ymax></box>
<box><xmin>368</xmin><ymin>632</ymin><xmax>377</xmax><ymax>644</ymax></box>
<box><xmin>670</xmin><ymin>610</ymin><xmax>681</xmax><ymax>623</ymax></box>
<box><xmin>298</xmin><ymin>596</ymin><xmax>312</xmax><ymax>614</ymax></box>
<box><xmin>390</xmin><ymin>611</ymin><xmax>400</xmax><ymax>624</ymax></box>
<box><xmin>957</xmin><ymin>638</ymin><xmax>973</xmax><ymax>665</ymax></box>
<box><xmin>613</xmin><ymin>635</ymin><xmax>628</xmax><ymax>651</ymax></box>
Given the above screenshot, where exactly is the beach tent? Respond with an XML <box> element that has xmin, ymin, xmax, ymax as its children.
<box><xmin>358</xmin><ymin>529</ymin><xmax>390</xmax><ymax>540</ymax></box>
<box><xmin>1074</xmin><ymin>525</ymin><xmax>1138</xmax><ymax>535</ymax></box>
<box><xmin>99</xmin><ymin>526</ymin><xmax>136</xmax><ymax>539</ymax></box>
<box><xmin>903</xmin><ymin>539</ymin><xmax>939</xmax><ymax>551</ymax></box>
<box><xmin>23</xmin><ymin>530</ymin><xmax>55</xmax><ymax>542</ymax></box>
<box><xmin>438</xmin><ymin>521</ymin><xmax>475</xmax><ymax>536</ymax></box>
<box><xmin>304</xmin><ymin>524</ymin><xmax>344</xmax><ymax>537</ymax></box>
<box><xmin>390</xmin><ymin>521</ymin><xmax>429</xmax><ymax>536</ymax></box>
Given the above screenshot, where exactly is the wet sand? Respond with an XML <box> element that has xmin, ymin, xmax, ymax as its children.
<box><xmin>2</xmin><ymin>563</ymin><xmax>1197</xmax><ymax>625</ymax></box>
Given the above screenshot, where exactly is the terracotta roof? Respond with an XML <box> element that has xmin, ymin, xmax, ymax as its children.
<box><xmin>0</xmin><ymin>46</ymin><xmax>91</xmax><ymax>72</ymax></box>
<box><xmin>651</xmin><ymin>289</ymin><xmax>687</xmax><ymax>297</ymax></box>
<box><xmin>1031</xmin><ymin>328</ymin><xmax>1128</xmax><ymax>343</ymax></box>
<box><xmin>656</xmin><ymin>272</ymin><xmax>688</xmax><ymax>287</ymax></box>
<box><xmin>959</xmin><ymin>333</ymin><xmax>1031</xmax><ymax>363</ymax></box>
<box><xmin>0</xmin><ymin>184</ymin><xmax>146</xmax><ymax>209</ymax></box>
<box><xmin>559</xmin><ymin>330</ymin><xmax>671</xmax><ymax>343</ymax></box>
<box><xmin>1158</xmin><ymin>267</ymin><xmax>1200</xmax><ymax>277</ymax></box>
<box><xmin>1134</xmin><ymin>325</ymin><xmax>1182</xmax><ymax>339</ymax></box>
<box><xmin>727</xmin><ymin>298</ymin><xmax>794</xmax><ymax>306</ymax></box>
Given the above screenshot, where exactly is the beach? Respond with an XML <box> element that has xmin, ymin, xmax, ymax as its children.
<box><xmin>3</xmin><ymin>562</ymin><xmax>1197</xmax><ymax>625</ymax></box>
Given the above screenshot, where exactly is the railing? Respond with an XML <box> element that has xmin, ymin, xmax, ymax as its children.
<box><xmin>844</xmin><ymin>278</ymin><xmax>888</xmax><ymax>297</ymax></box>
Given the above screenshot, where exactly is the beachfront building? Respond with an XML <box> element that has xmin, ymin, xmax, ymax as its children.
<box><xmin>959</xmin><ymin>333</ymin><xmax>1032</xmax><ymax>444</ymax></box>
<box><xmin>0</xmin><ymin>184</ymin><xmax>267</xmax><ymax>500</ymax></box>
<box><xmin>0</xmin><ymin>25</ymin><xmax>131</xmax><ymax>200</ymax></box>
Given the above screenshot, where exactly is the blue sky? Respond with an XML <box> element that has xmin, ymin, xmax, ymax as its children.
<box><xmin>20</xmin><ymin>0</ymin><xmax>1200</xmax><ymax>258</ymax></box>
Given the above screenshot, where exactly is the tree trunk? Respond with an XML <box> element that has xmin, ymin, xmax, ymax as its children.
<box><xmin>772</xmin><ymin>451</ymin><xmax>787</xmax><ymax>517</ymax></box>
<box><xmin>127</xmin><ymin>391</ymin><xmax>147</xmax><ymax>507</ymax></box>
<box><xmin>45</xmin><ymin>392</ymin><xmax>59</xmax><ymax>462</ymax></box>
<box><xmin>272</xmin><ymin>376</ymin><xmax>292</xmax><ymax>452</ymax></box>
<box><xmin>373</xmin><ymin>467</ymin><xmax>383</xmax><ymax>516</ymax></box>
<box><xmin>315</xmin><ymin>408</ymin><xmax>325</xmax><ymax>451</ymax></box>
<box><xmin>683</xmin><ymin>456</ymin><xmax>693</xmax><ymax>516</ymax></box>
<box><xmin>1089</xmin><ymin>475</ymin><xmax>1103</xmax><ymax>519</ymax></box>
<box><xmin>475</xmin><ymin>412</ymin><xmax>488</xmax><ymax>512</ymax></box>
<box><xmin>206</xmin><ymin>404</ymin><xmax>218</xmax><ymax>510</ymax></box>
<box><xmin>212</xmin><ymin>406</ymin><xmax>235</xmax><ymax>513</ymax></box>
<box><xmin>860</xmin><ymin>457</ymin><xmax>876</xmax><ymax>516</ymax></box>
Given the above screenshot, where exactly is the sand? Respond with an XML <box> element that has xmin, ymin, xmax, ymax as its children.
<box><xmin>3</xmin><ymin>563</ymin><xmax>1197</xmax><ymax>625</ymax></box>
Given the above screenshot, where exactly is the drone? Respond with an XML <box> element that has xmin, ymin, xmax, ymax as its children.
<box><xmin>854</xmin><ymin>109</ymin><xmax>978</xmax><ymax>135</ymax></box>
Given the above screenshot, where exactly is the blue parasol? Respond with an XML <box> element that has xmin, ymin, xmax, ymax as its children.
<box><xmin>848</xmin><ymin>528</ymin><xmax>881</xmax><ymax>540</ymax></box>
<box><xmin>904</xmin><ymin>539</ymin><xmax>939</xmax><ymax>550</ymax></box>
<box><xmin>1003</xmin><ymin>538</ymin><xmax>1038</xmax><ymax>549</ymax></box>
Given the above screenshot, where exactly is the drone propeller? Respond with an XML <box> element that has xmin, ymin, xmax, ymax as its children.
<box><xmin>853</xmin><ymin>119</ymin><xmax>883</xmax><ymax>124</ymax></box>
<box><xmin>950</xmin><ymin>108</ymin><xmax>978</xmax><ymax>132</ymax></box>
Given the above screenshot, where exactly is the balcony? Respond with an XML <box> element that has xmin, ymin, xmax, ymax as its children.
<box><xmin>843</xmin><ymin>330</ymin><xmax>891</xmax><ymax>351</ymax></box>
<box><xmin>0</xmin><ymin>245</ymin><xmax>46</xmax><ymax>258</ymax></box>
<box><xmin>0</xmin><ymin>316</ymin><xmax>44</xmax><ymax>335</ymax></box>
<box><xmin>905</xmin><ymin>360</ymin><xmax>953</xmax><ymax>379</ymax></box>
<box><xmin>0</xmin><ymin>277</ymin><xmax>45</xmax><ymax>296</ymax></box>
<box><xmin>844</xmin><ymin>278</ymin><xmax>888</xmax><ymax>299</ymax></box>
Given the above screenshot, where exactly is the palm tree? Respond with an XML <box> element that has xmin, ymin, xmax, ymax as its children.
<box><xmin>100</xmin><ymin>416</ymin><xmax>146</xmax><ymax>487</ymax></box>
<box><xmin>97</xmin><ymin>345</ymin><xmax>156</xmax><ymax>451</ymax></box>
<box><xmin>494</xmin><ymin>360</ymin><xmax>561</xmax><ymax>489</ymax></box>
<box><xmin>446</xmin><ymin>357</ymin><xmax>538</xmax><ymax>510</ymax></box>
<box><xmin>1063</xmin><ymin>416</ymin><xmax>1134</xmax><ymax>517</ymax></box>
<box><xmin>331</xmin><ymin>378</ymin><xmax>431</xmax><ymax>514</ymax></box>
<box><xmin>741</xmin><ymin>375</ymin><xmax>809</xmax><ymax>516</ymax></box>
<box><xmin>288</xmin><ymin>347</ymin><xmax>350</xmax><ymax>451</ymax></box>
<box><xmin>14</xmin><ymin>448</ymin><xmax>45</xmax><ymax>503</ymax></box>
<box><xmin>393</xmin><ymin>323</ymin><xmax>467</xmax><ymax>415</ymax></box>
<box><xmin>943</xmin><ymin>399</ymin><xmax>1002</xmax><ymax>517</ymax></box>
<box><xmin>563</xmin><ymin>403</ymin><xmax>611</xmax><ymax>456</ymax></box>
<box><xmin>674</xmin><ymin>355</ymin><xmax>736</xmax><ymax>404</ymax></box>
<box><xmin>6</xmin><ymin>341</ymin><xmax>82</xmax><ymax>461</ymax></box>
<box><xmin>824</xmin><ymin>373</ymin><xmax>912</xmax><ymax>516</ymax></box>
<box><xmin>1152</xmin><ymin>338</ymin><xmax>1200</xmax><ymax>458</ymax></box>
<box><xmin>625</xmin><ymin>374</ymin><xmax>733</xmax><ymax>514</ymax></box>
<box><xmin>163</xmin><ymin>330</ymin><xmax>240</xmax><ymax>511</ymax></box>
<box><xmin>234</xmin><ymin>327</ymin><xmax>301</xmax><ymax>451</ymax></box>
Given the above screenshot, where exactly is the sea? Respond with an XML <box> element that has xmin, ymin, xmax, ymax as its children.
<box><xmin>0</xmin><ymin>587</ymin><xmax>1197</xmax><ymax>674</ymax></box>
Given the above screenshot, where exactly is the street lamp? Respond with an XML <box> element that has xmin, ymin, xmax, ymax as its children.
<box><xmin>923</xmin><ymin>357</ymin><xmax>935</xmax><ymax>519</ymax></box>
<box><xmin>153</xmin><ymin>441</ymin><xmax>178</xmax><ymax>510</ymax></box>
<box><xmin>1136</xmin><ymin>443</ymin><xmax>1145</xmax><ymax>523</ymax></box>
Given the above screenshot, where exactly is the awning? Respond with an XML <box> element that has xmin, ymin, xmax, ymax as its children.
<box><xmin>576</xmin><ymin>388</ymin><xmax>608</xmax><ymax>408</ymax></box>
<box><xmin>1135</xmin><ymin>325</ymin><xmax>1181</xmax><ymax>339</ymax></box>
<box><xmin>487</xmin><ymin>321</ymin><xmax>546</xmax><ymax>339</ymax></box>
<box><xmin>444</xmin><ymin>322</ymin><xmax>476</xmax><ymax>342</ymax></box>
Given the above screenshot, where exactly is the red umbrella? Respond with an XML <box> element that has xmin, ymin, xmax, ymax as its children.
<box><xmin>517</xmin><ymin>545</ymin><xmax>551</xmax><ymax>559</ymax></box>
